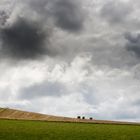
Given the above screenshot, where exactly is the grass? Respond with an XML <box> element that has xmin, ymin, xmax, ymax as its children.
<box><xmin>0</xmin><ymin>119</ymin><xmax>140</xmax><ymax>140</ymax></box>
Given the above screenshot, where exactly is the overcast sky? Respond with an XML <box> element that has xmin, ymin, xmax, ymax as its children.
<box><xmin>0</xmin><ymin>0</ymin><xmax>140</xmax><ymax>122</ymax></box>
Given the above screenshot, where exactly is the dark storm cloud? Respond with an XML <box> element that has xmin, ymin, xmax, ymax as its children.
<box><xmin>50</xmin><ymin>0</ymin><xmax>84</xmax><ymax>32</ymax></box>
<box><xmin>19</xmin><ymin>81</ymin><xmax>67</xmax><ymax>99</ymax></box>
<box><xmin>0</xmin><ymin>11</ymin><xmax>9</xmax><ymax>26</ymax></box>
<box><xmin>0</xmin><ymin>17</ymin><xmax>50</xmax><ymax>60</ymax></box>
<box><xmin>0</xmin><ymin>0</ymin><xmax>85</xmax><ymax>61</ymax></box>
<box><xmin>125</xmin><ymin>32</ymin><xmax>140</xmax><ymax>58</ymax></box>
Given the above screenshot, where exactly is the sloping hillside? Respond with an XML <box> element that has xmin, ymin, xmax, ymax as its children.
<box><xmin>0</xmin><ymin>108</ymin><xmax>74</xmax><ymax>122</ymax></box>
<box><xmin>0</xmin><ymin>108</ymin><xmax>139</xmax><ymax>125</ymax></box>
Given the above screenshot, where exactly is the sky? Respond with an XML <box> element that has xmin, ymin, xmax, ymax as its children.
<box><xmin>0</xmin><ymin>0</ymin><xmax>140</xmax><ymax>122</ymax></box>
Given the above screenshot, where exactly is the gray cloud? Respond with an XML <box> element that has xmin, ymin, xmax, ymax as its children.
<box><xmin>50</xmin><ymin>0</ymin><xmax>84</xmax><ymax>32</ymax></box>
<box><xmin>100</xmin><ymin>1</ymin><xmax>132</xmax><ymax>24</ymax></box>
<box><xmin>27</xmin><ymin>0</ymin><xmax>49</xmax><ymax>14</ymax></box>
<box><xmin>19</xmin><ymin>81</ymin><xmax>67</xmax><ymax>99</ymax></box>
<box><xmin>22</xmin><ymin>0</ymin><xmax>84</xmax><ymax>32</ymax></box>
<box><xmin>125</xmin><ymin>32</ymin><xmax>140</xmax><ymax>58</ymax></box>
<box><xmin>0</xmin><ymin>10</ymin><xmax>9</xmax><ymax>26</ymax></box>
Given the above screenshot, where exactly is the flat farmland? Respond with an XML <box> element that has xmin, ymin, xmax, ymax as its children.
<box><xmin>0</xmin><ymin>119</ymin><xmax>140</xmax><ymax>140</ymax></box>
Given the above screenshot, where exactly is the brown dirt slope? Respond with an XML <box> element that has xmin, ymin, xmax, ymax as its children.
<box><xmin>0</xmin><ymin>108</ymin><xmax>139</xmax><ymax>125</ymax></box>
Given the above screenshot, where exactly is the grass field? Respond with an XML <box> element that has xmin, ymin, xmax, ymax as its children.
<box><xmin>0</xmin><ymin>119</ymin><xmax>140</xmax><ymax>140</ymax></box>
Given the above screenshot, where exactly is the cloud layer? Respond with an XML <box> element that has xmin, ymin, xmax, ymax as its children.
<box><xmin>0</xmin><ymin>0</ymin><xmax>140</xmax><ymax>122</ymax></box>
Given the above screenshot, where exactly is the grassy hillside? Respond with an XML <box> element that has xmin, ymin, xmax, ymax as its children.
<box><xmin>0</xmin><ymin>119</ymin><xmax>140</xmax><ymax>140</ymax></box>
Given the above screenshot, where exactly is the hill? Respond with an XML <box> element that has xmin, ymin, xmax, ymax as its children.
<box><xmin>0</xmin><ymin>107</ymin><xmax>139</xmax><ymax>125</ymax></box>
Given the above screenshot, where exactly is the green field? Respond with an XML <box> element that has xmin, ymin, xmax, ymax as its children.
<box><xmin>0</xmin><ymin>119</ymin><xmax>140</xmax><ymax>140</ymax></box>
